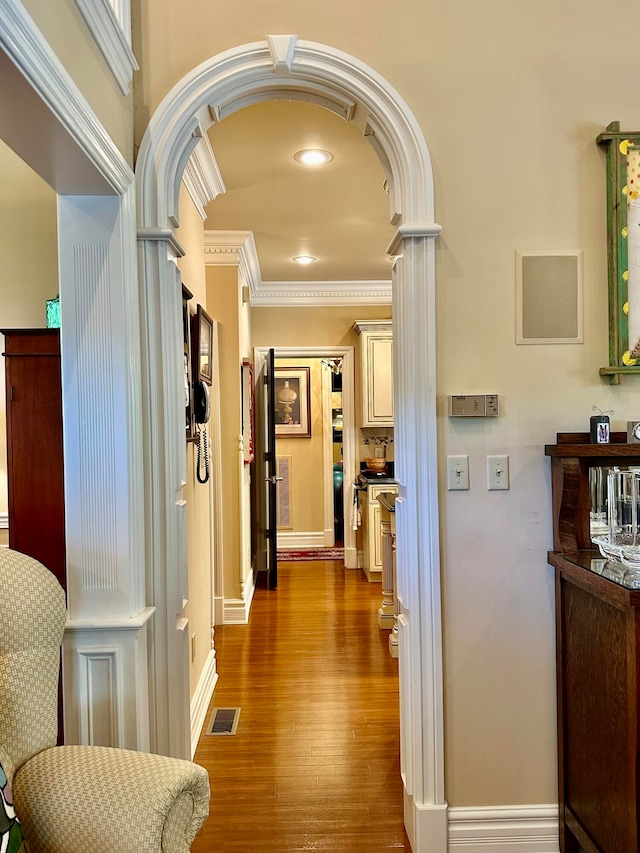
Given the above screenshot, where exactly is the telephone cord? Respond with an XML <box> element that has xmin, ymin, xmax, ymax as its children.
<box><xmin>196</xmin><ymin>426</ymin><xmax>210</xmax><ymax>484</ymax></box>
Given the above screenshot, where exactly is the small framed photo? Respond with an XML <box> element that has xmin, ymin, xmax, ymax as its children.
<box><xmin>274</xmin><ymin>367</ymin><xmax>311</xmax><ymax>438</ymax></box>
<box><xmin>242</xmin><ymin>360</ymin><xmax>255</xmax><ymax>463</ymax></box>
<box><xmin>193</xmin><ymin>304</ymin><xmax>214</xmax><ymax>385</ymax></box>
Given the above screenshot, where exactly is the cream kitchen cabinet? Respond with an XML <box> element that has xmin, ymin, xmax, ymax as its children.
<box><xmin>354</xmin><ymin>320</ymin><xmax>393</xmax><ymax>426</ymax></box>
<box><xmin>360</xmin><ymin>481</ymin><xmax>399</xmax><ymax>582</ymax></box>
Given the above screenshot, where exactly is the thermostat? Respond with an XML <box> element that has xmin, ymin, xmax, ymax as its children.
<box><xmin>448</xmin><ymin>394</ymin><xmax>499</xmax><ymax>418</ymax></box>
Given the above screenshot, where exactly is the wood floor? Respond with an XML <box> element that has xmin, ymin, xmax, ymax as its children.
<box><xmin>191</xmin><ymin>560</ymin><xmax>410</xmax><ymax>852</ymax></box>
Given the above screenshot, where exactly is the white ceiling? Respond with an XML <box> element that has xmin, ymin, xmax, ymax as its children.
<box><xmin>204</xmin><ymin>100</ymin><xmax>395</xmax><ymax>284</ymax></box>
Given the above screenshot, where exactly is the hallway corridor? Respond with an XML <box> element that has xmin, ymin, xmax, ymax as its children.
<box><xmin>191</xmin><ymin>559</ymin><xmax>410</xmax><ymax>852</ymax></box>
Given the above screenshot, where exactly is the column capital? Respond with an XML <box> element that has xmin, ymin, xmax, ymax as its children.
<box><xmin>387</xmin><ymin>224</ymin><xmax>442</xmax><ymax>256</ymax></box>
<box><xmin>137</xmin><ymin>227</ymin><xmax>186</xmax><ymax>258</ymax></box>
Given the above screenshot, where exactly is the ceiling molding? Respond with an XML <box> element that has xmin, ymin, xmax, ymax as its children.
<box><xmin>182</xmin><ymin>135</ymin><xmax>226</xmax><ymax>220</ymax></box>
<box><xmin>250</xmin><ymin>280</ymin><xmax>392</xmax><ymax>307</ymax></box>
<box><xmin>0</xmin><ymin>0</ymin><xmax>133</xmax><ymax>194</ymax></box>
<box><xmin>204</xmin><ymin>231</ymin><xmax>263</xmax><ymax>294</ymax></box>
<box><xmin>73</xmin><ymin>0</ymin><xmax>138</xmax><ymax>94</ymax></box>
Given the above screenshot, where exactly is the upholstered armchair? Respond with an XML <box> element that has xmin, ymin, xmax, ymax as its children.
<box><xmin>0</xmin><ymin>548</ymin><xmax>210</xmax><ymax>852</ymax></box>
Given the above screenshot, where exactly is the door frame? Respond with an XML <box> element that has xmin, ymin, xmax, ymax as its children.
<box><xmin>256</xmin><ymin>346</ymin><xmax>357</xmax><ymax>566</ymax></box>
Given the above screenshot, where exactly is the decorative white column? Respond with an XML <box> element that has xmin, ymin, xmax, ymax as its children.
<box><xmin>57</xmin><ymin>188</ymin><xmax>153</xmax><ymax>751</ymax></box>
<box><xmin>389</xmin><ymin>226</ymin><xmax>447</xmax><ymax>852</ymax></box>
<box><xmin>136</xmin><ymin>228</ymin><xmax>192</xmax><ymax>759</ymax></box>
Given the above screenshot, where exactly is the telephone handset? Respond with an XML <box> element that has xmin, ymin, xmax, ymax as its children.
<box><xmin>194</xmin><ymin>381</ymin><xmax>210</xmax><ymax>484</ymax></box>
<box><xmin>194</xmin><ymin>381</ymin><xmax>210</xmax><ymax>425</ymax></box>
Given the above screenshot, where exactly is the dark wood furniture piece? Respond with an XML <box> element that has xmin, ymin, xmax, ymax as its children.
<box><xmin>2</xmin><ymin>329</ymin><xmax>65</xmax><ymax>589</ymax></box>
<box><xmin>546</xmin><ymin>432</ymin><xmax>640</xmax><ymax>852</ymax></box>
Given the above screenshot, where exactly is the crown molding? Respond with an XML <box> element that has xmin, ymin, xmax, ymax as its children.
<box><xmin>0</xmin><ymin>0</ymin><xmax>133</xmax><ymax>194</ymax></box>
<box><xmin>251</xmin><ymin>280</ymin><xmax>392</xmax><ymax>306</ymax></box>
<box><xmin>204</xmin><ymin>231</ymin><xmax>262</xmax><ymax>295</ymax></box>
<box><xmin>73</xmin><ymin>0</ymin><xmax>138</xmax><ymax>95</ymax></box>
<box><xmin>182</xmin><ymin>135</ymin><xmax>226</xmax><ymax>220</ymax></box>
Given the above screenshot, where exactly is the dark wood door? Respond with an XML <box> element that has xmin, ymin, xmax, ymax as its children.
<box><xmin>253</xmin><ymin>348</ymin><xmax>277</xmax><ymax>589</ymax></box>
<box><xmin>3</xmin><ymin>329</ymin><xmax>65</xmax><ymax>589</ymax></box>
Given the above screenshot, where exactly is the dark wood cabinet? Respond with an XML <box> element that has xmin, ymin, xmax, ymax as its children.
<box><xmin>2</xmin><ymin>329</ymin><xmax>65</xmax><ymax>589</ymax></box>
<box><xmin>546</xmin><ymin>432</ymin><xmax>640</xmax><ymax>852</ymax></box>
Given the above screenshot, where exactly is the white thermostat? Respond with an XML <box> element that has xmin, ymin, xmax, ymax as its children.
<box><xmin>448</xmin><ymin>394</ymin><xmax>499</xmax><ymax>418</ymax></box>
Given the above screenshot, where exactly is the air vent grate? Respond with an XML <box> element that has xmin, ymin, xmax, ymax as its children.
<box><xmin>205</xmin><ymin>707</ymin><xmax>240</xmax><ymax>736</ymax></box>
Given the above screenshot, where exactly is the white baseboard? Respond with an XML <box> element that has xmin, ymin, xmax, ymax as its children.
<box><xmin>190</xmin><ymin>648</ymin><xmax>218</xmax><ymax>759</ymax></box>
<box><xmin>344</xmin><ymin>544</ymin><xmax>358</xmax><ymax>569</ymax></box>
<box><xmin>448</xmin><ymin>805</ymin><xmax>559</xmax><ymax>852</ymax></box>
<box><xmin>223</xmin><ymin>569</ymin><xmax>255</xmax><ymax>624</ymax></box>
<box><xmin>277</xmin><ymin>531</ymin><xmax>325</xmax><ymax>549</ymax></box>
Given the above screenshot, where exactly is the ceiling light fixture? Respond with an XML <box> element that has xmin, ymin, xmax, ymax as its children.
<box><xmin>292</xmin><ymin>255</ymin><xmax>317</xmax><ymax>265</ymax></box>
<box><xmin>294</xmin><ymin>149</ymin><xmax>333</xmax><ymax>166</ymax></box>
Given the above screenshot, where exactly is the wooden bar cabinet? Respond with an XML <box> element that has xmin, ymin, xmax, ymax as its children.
<box><xmin>546</xmin><ymin>432</ymin><xmax>640</xmax><ymax>852</ymax></box>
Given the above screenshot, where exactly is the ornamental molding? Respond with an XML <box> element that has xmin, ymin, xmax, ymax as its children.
<box><xmin>252</xmin><ymin>280</ymin><xmax>392</xmax><ymax>306</ymax></box>
<box><xmin>182</xmin><ymin>134</ymin><xmax>226</xmax><ymax>220</ymax></box>
<box><xmin>203</xmin><ymin>231</ymin><xmax>391</xmax><ymax>305</ymax></box>
<box><xmin>73</xmin><ymin>0</ymin><xmax>138</xmax><ymax>94</ymax></box>
<box><xmin>0</xmin><ymin>0</ymin><xmax>132</xmax><ymax>194</ymax></box>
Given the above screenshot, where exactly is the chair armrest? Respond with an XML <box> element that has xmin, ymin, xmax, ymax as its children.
<box><xmin>13</xmin><ymin>745</ymin><xmax>210</xmax><ymax>853</ymax></box>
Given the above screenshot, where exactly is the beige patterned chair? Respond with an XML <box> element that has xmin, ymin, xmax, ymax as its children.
<box><xmin>0</xmin><ymin>548</ymin><xmax>210</xmax><ymax>852</ymax></box>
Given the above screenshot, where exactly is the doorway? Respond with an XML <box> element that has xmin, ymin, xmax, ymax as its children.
<box><xmin>254</xmin><ymin>345</ymin><xmax>357</xmax><ymax>568</ymax></box>
<box><xmin>137</xmin><ymin>35</ymin><xmax>445</xmax><ymax>848</ymax></box>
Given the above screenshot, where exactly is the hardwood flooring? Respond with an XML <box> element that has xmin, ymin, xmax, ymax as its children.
<box><xmin>191</xmin><ymin>560</ymin><xmax>410</xmax><ymax>852</ymax></box>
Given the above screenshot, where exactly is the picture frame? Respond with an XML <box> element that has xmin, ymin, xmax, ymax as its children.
<box><xmin>192</xmin><ymin>304</ymin><xmax>214</xmax><ymax>385</ymax></box>
<box><xmin>241</xmin><ymin>360</ymin><xmax>255</xmax><ymax>463</ymax></box>
<box><xmin>182</xmin><ymin>284</ymin><xmax>196</xmax><ymax>442</ymax></box>
<box><xmin>274</xmin><ymin>366</ymin><xmax>311</xmax><ymax>438</ymax></box>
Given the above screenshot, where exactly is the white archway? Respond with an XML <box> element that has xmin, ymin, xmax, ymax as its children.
<box><xmin>136</xmin><ymin>36</ymin><xmax>445</xmax><ymax>850</ymax></box>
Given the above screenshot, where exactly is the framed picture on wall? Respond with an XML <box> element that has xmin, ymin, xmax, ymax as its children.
<box><xmin>274</xmin><ymin>366</ymin><xmax>311</xmax><ymax>438</ymax></box>
<box><xmin>242</xmin><ymin>359</ymin><xmax>255</xmax><ymax>463</ymax></box>
<box><xmin>192</xmin><ymin>304</ymin><xmax>214</xmax><ymax>385</ymax></box>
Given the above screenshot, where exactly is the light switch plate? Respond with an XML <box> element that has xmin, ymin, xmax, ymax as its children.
<box><xmin>447</xmin><ymin>455</ymin><xmax>469</xmax><ymax>490</ymax></box>
<box><xmin>487</xmin><ymin>455</ymin><xmax>509</xmax><ymax>490</ymax></box>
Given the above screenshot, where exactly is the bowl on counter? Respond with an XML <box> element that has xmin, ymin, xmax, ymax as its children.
<box><xmin>364</xmin><ymin>457</ymin><xmax>387</xmax><ymax>471</ymax></box>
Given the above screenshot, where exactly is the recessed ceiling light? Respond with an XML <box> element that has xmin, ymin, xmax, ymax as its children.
<box><xmin>294</xmin><ymin>149</ymin><xmax>333</xmax><ymax>166</ymax></box>
<box><xmin>292</xmin><ymin>255</ymin><xmax>317</xmax><ymax>265</ymax></box>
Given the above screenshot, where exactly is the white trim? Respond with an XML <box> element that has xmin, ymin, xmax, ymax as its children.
<box><xmin>204</xmin><ymin>230</ymin><xmax>263</xmax><ymax>290</ymax></box>
<box><xmin>448</xmin><ymin>805</ymin><xmax>559</xmax><ymax>852</ymax></box>
<box><xmin>190</xmin><ymin>648</ymin><xmax>219</xmax><ymax>759</ymax></box>
<box><xmin>73</xmin><ymin>0</ymin><xmax>138</xmax><ymax>95</ymax></box>
<box><xmin>182</xmin><ymin>136</ymin><xmax>226</xmax><ymax>220</ymax></box>
<box><xmin>0</xmin><ymin>0</ymin><xmax>133</xmax><ymax>194</ymax></box>
<box><xmin>277</xmin><ymin>531</ymin><xmax>326</xmax><ymax>549</ymax></box>
<box><xmin>321</xmin><ymin>361</ymin><xmax>335</xmax><ymax>549</ymax></box>
<box><xmin>252</xmin><ymin>280</ymin><xmax>392</xmax><ymax>306</ymax></box>
<box><xmin>0</xmin><ymin>512</ymin><xmax>7</xmax><ymax>530</ymax></box>
<box><xmin>135</xmin><ymin>38</ymin><xmax>442</xmax><ymax>836</ymax></box>
<box><xmin>257</xmin><ymin>345</ymin><xmax>357</xmax><ymax>569</ymax></box>
<box><xmin>223</xmin><ymin>570</ymin><xmax>256</xmax><ymax>624</ymax></box>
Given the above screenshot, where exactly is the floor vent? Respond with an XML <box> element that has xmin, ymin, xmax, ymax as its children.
<box><xmin>205</xmin><ymin>707</ymin><xmax>240</xmax><ymax>736</ymax></box>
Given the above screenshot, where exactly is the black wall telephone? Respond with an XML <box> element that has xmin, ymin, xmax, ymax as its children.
<box><xmin>194</xmin><ymin>381</ymin><xmax>210</xmax><ymax>484</ymax></box>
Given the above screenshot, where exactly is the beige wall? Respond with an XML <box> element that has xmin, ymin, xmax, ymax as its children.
<box><xmin>206</xmin><ymin>264</ymin><xmax>244</xmax><ymax>600</ymax></box>
<box><xmin>275</xmin><ymin>357</ymin><xmax>325</xmax><ymax>537</ymax></box>
<box><xmin>22</xmin><ymin>0</ymin><xmax>133</xmax><ymax>163</ymax></box>
<box><xmin>0</xmin><ymin>140</ymin><xmax>59</xmax><ymax>524</ymax></box>
<box><xmin>177</xmin><ymin>184</ymin><xmax>214</xmax><ymax>700</ymax></box>
<box><xmin>137</xmin><ymin>0</ymin><xmax>640</xmax><ymax>810</ymax></box>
